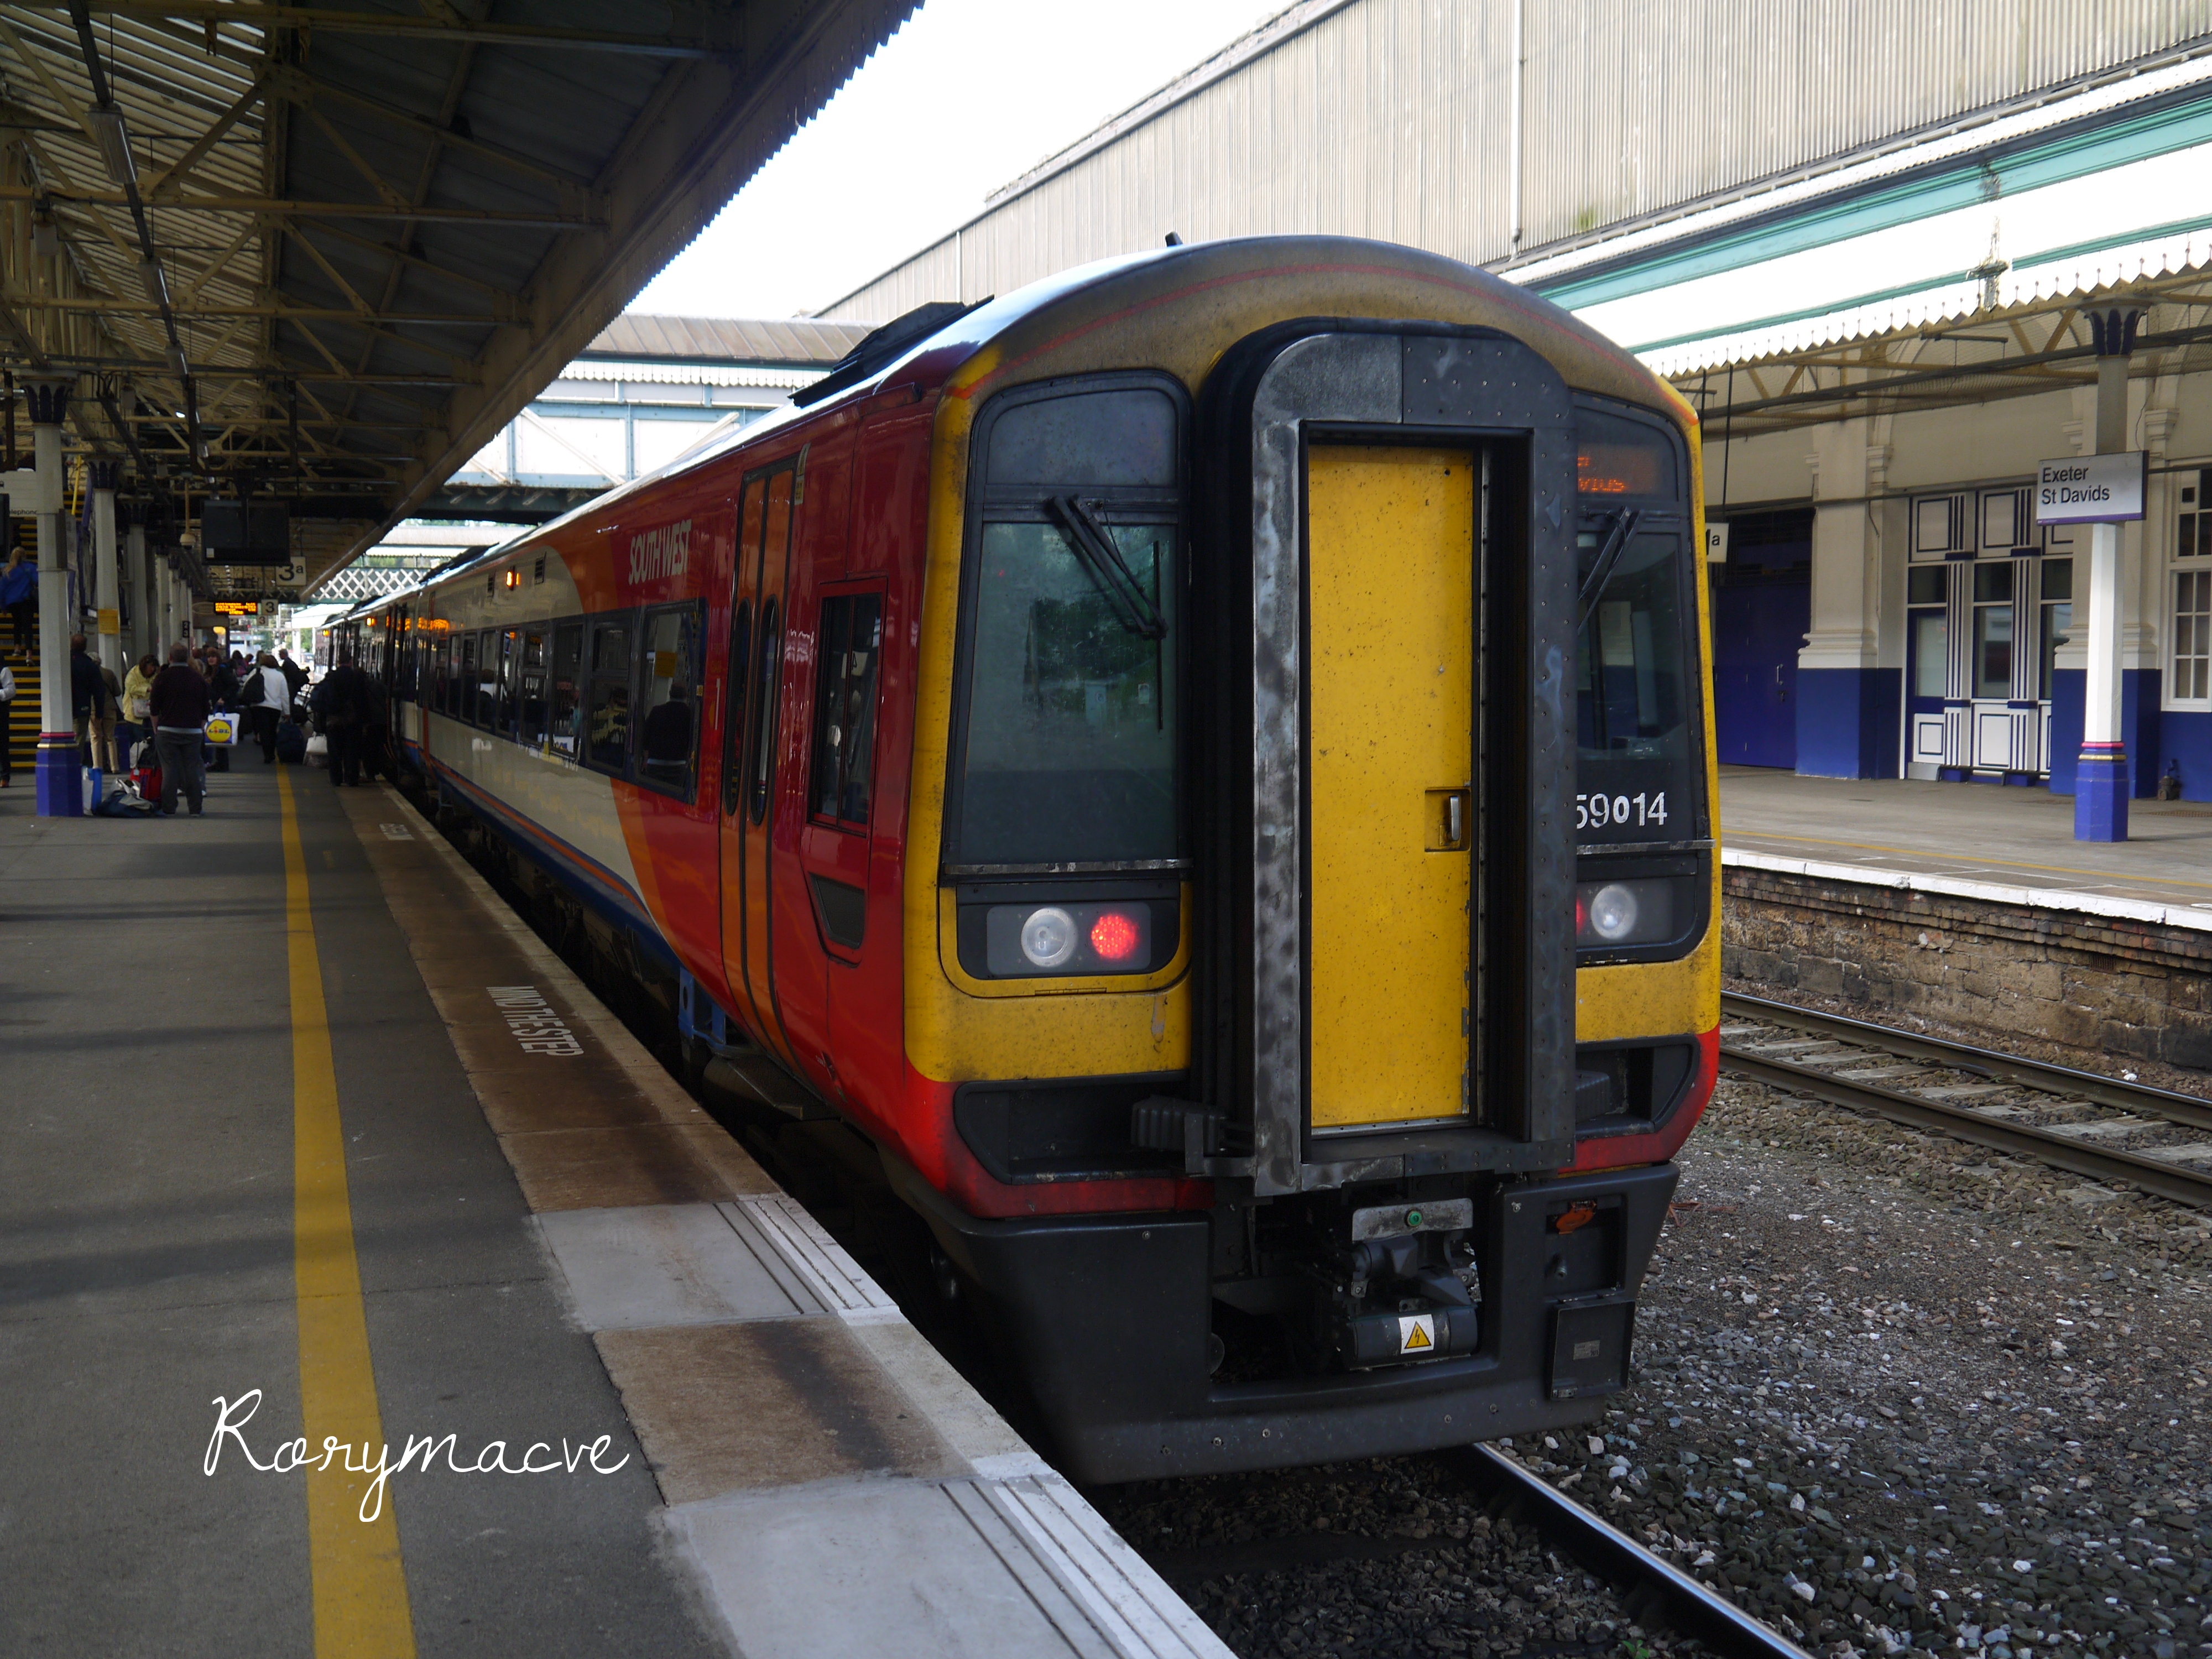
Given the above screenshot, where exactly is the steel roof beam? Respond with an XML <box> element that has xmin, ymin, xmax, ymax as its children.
<box><xmin>55</xmin><ymin>4</ymin><xmax>742</xmax><ymax>56</ymax></box>
<box><xmin>0</xmin><ymin>184</ymin><xmax>603</xmax><ymax>225</ymax></box>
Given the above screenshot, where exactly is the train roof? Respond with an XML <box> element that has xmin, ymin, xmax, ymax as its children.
<box><xmin>355</xmin><ymin>236</ymin><xmax>1687</xmax><ymax>616</ymax></box>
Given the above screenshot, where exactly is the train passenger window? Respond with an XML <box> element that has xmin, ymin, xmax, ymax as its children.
<box><xmin>1574</xmin><ymin>530</ymin><xmax>1699</xmax><ymax>839</ymax></box>
<box><xmin>586</xmin><ymin>618</ymin><xmax>633</xmax><ymax>774</ymax></box>
<box><xmin>518</xmin><ymin>630</ymin><xmax>547</xmax><ymax>748</ymax></box>
<box><xmin>457</xmin><ymin>633</ymin><xmax>478</xmax><ymax>724</ymax></box>
<box><xmin>748</xmin><ymin>599</ymin><xmax>781</xmax><ymax>825</ymax></box>
<box><xmin>950</xmin><ymin>377</ymin><xmax>1186</xmax><ymax>869</ymax></box>
<box><xmin>810</xmin><ymin>593</ymin><xmax>884</xmax><ymax>825</ymax></box>
<box><xmin>476</xmin><ymin>630</ymin><xmax>500</xmax><ymax>728</ymax></box>
<box><xmin>637</xmin><ymin>603</ymin><xmax>702</xmax><ymax>799</ymax></box>
<box><xmin>495</xmin><ymin>628</ymin><xmax>520</xmax><ymax>734</ymax></box>
<box><xmin>721</xmin><ymin>600</ymin><xmax>753</xmax><ymax>817</ymax></box>
<box><xmin>550</xmin><ymin>622</ymin><xmax>583</xmax><ymax>757</ymax></box>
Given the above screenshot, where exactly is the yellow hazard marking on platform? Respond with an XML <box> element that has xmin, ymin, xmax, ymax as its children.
<box><xmin>280</xmin><ymin>768</ymin><xmax>418</xmax><ymax>1657</ymax></box>
<box><xmin>1399</xmin><ymin>1314</ymin><xmax>1435</xmax><ymax>1354</ymax></box>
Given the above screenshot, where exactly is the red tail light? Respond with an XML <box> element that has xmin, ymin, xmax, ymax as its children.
<box><xmin>1089</xmin><ymin>911</ymin><xmax>1141</xmax><ymax>961</ymax></box>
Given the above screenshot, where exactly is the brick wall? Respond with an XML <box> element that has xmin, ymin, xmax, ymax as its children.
<box><xmin>1721</xmin><ymin>866</ymin><xmax>2212</xmax><ymax>1074</ymax></box>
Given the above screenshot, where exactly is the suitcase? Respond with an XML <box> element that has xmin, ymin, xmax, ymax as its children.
<box><xmin>130</xmin><ymin>763</ymin><xmax>162</xmax><ymax>804</ymax></box>
<box><xmin>275</xmin><ymin>719</ymin><xmax>306</xmax><ymax>763</ymax></box>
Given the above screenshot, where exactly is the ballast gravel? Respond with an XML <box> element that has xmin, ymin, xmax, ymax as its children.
<box><xmin>1099</xmin><ymin>1074</ymin><xmax>2211</xmax><ymax>1659</ymax></box>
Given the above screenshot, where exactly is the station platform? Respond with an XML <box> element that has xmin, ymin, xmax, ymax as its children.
<box><xmin>0</xmin><ymin>764</ymin><xmax>1225</xmax><ymax>1658</ymax></box>
<box><xmin>1718</xmin><ymin>766</ymin><xmax>2212</xmax><ymax>929</ymax></box>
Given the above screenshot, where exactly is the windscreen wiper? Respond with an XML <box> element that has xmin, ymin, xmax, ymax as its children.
<box><xmin>1047</xmin><ymin>495</ymin><xmax>1168</xmax><ymax>641</ymax></box>
<box><xmin>1575</xmin><ymin>508</ymin><xmax>1644</xmax><ymax>625</ymax></box>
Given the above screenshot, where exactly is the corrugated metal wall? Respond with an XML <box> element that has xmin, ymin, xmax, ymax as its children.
<box><xmin>822</xmin><ymin>0</ymin><xmax>2212</xmax><ymax>322</ymax></box>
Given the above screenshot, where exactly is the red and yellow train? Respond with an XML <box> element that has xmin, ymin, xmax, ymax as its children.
<box><xmin>342</xmin><ymin>236</ymin><xmax>1720</xmax><ymax>1482</ymax></box>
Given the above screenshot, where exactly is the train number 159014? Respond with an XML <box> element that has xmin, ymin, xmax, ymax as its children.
<box><xmin>1575</xmin><ymin>791</ymin><xmax>1666</xmax><ymax>832</ymax></box>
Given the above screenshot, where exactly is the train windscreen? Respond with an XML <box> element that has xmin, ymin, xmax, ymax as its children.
<box><xmin>949</xmin><ymin>379</ymin><xmax>1185</xmax><ymax>871</ymax></box>
<box><xmin>1572</xmin><ymin>409</ymin><xmax>1701</xmax><ymax>846</ymax></box>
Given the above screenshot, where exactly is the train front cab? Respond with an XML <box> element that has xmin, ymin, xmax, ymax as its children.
<box><xmin>892</xmin><ymin>297</ymin><xmax>1719</xmax><ymax>1484</ymax></box>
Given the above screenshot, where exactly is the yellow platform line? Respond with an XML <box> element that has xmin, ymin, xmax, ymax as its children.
<box><xmin>281</xmin><ymin>767</ymin><xmax>418</xmax><ymax>1656</ymax></box>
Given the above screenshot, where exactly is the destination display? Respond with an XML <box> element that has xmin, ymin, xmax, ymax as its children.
<box><xmin>2034</xmin><ymin>451</ymin><xmax>2146</xmax><ymax>525</ymax></box>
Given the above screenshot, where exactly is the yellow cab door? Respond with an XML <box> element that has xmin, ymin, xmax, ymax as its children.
<box><xmin>1306</xmin><ymin>444</ymin><xmax>1476</xmax><ymax>1130</ymax></box>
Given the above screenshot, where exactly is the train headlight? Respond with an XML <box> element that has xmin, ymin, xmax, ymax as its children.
<box><xmin>1020</xmin><ymin>906</ymin><xmax>1078</xmax><ymax>968</ymax></box>
<box><xmin>1573</xmin><ymin>878</ymin><xmax>1678</xmax><ymax>951</ymax></box>
<box><xmin>1587</xmin><ymin>883</ymin><xmax>1639</xmax><ymax>941</ymax></box>
<box><xmin>984</xmin><ymin>900</ymin><xmax>1158</xmax><ymax>976</ymax></box>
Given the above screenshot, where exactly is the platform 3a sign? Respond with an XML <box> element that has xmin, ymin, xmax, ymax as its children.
<box><xmin>2034</xmin><ymin>452</ymin><xmax>2146</xmax><ymax>525</ymax></box>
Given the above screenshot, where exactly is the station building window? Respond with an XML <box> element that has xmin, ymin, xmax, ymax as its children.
<box><xmin>2039</xmin><ymin>557</ymin><xmax>2071</xmax><ymax>700</ymax></box>
<box><xmin>2173</xmin><ymin>468</ymin><xmax>2211</xmax><ymax>706</ymax></box>
<box><xmin>1971</xmin><ymin>562</ymin><xmax>2013</xmax><ymax>700</ymax></box>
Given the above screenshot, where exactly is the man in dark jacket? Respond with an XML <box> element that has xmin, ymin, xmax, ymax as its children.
<box><xmin>69</xmin><ymin>633</ymin><xmax>108</xmax><ymax>765</ymax></box>
<box><xmin>147</xmin><ymin>644</ymin><xmax>211</xmax><ymax>815</ymax></box>
<box><xmin>204</xmin><ymin>649</ymin><xmax>239</xmax><ymax>773</ymax></box>
<box><xmin>314</xmin><ymin>655</ymin><xmax>370</xmax><ymax>787</ymax></box>
<box><xmin>278</xmin><ymin>649</ymin><xmax>308</xmax><ymax>713</ymax></box>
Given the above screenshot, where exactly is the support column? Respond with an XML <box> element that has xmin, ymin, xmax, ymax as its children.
<box><xmin>2075</xmin><ymin>309</ymin><xmax>2139</xmax><ymax>842</ymax></box>
<box><xmin>125</xmin><ymin>519</ymin><xmax>148</xmax><ymax>662</ymax></box>
<box><xmin>1796</xmin><ymin>425</ymin><xmax>1898</xmax><ymax>776</ymax></box>
<box><xmin>90</xmin><ymin>459</ymin><xmax>120</xmax><ymax>681</ymax></box>
<box><xmin>24</xmin><ymin>379</ymin><xmax>76</xmax><ymax>816</ymax></box>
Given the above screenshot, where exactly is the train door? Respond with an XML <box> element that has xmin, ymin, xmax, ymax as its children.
<box><xmin>1305</xmin><ymin>444</ymin><xmax>1477</xmax><ymax>1129</ymax></box>
<box><xmin>717</xmin><ymin>465</ymin><xmax>802</xmax><ymax>1067</ymax></box>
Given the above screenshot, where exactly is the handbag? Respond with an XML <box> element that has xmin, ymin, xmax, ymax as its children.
<box><xmin>204</xmin><ymin>711</ymin><xmax>241</xmax><ymax>747</ymax></box>
<box><xmin>304</xmin><ymin>732</ymin><xmax>330</xmax><ymax>767</ymax></box>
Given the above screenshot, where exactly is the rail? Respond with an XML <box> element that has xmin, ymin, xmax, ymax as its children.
<box><xmin>1718</xmin><ymin>993</ymin><xmax>2212</xmax><ymax>1211</ymax></box>
<box><xmin>1443</xmin><ymin>1444</ymin><xmax>1814</xmax><ymax>1659</ymax></box>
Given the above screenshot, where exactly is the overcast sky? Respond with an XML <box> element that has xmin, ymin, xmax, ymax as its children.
<box><xmin>628</xmin><ymin>0</ymin><xmax>1279</xmax><ymax>321</ymax></box>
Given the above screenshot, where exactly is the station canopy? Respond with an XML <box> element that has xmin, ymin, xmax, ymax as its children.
<box><xmin>1655</xmin><ymin>242</ymin><xmax>2212</xmax><ymax>444</ymax></box>
<box><xmin>0</xmin><ymin>0</ymin><xmax>912</xmax><ymax>591</ymax></box>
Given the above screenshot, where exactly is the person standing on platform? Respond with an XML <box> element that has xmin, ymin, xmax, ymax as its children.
<box><xmin>69</xmin><ymin>634</ymin><xmax>108</xmax><ymax>768</ymax></box>
<box><xmin>204</xmin><ymin>648</ymin><xmax>239</xmax><ymax>774</ymax></box>
<box><xmin>0</xmin><ymin>550</ymin><xmax>32</xmax><ymax>655</ymax></box>
<box><xmin>148</xmin><ymin>644</ymin><xmax>210</xmax><ymax>816</ymax></box>
<box><xmin>314</xmin><ymin>653</ymin><xmax>369</xmax><ymax>787</ymax></box>
<box><xmin>120</xmin><ymin>653</ymin><xmax>158</xmax><ymax>767</ymax></box>
<box><xmin>244</xmin><ymin>652</ymin><xmax>287</xmax><ymax>764</ymax></box>
<box><xmin>278</xmin><ymin>649</ymin><xmax>307</xmax><ymax>716</ymax></box>
<box><xmin>0</xmin><ymin>651</ymin><xmax>14</xmax><ymax>789</ymax></box>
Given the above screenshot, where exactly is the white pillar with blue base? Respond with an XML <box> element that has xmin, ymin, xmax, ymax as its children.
<box><xmin>2074</xmin><ymin>518</ymin><xmax>2128</xmax><ymax>840</ymax></box>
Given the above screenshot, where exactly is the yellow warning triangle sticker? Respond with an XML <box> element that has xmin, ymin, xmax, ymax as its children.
<box><xmin>1403</xmin><ymin>1321</ymin><xmax>1432</xmax><ymax>1350</ymax></box>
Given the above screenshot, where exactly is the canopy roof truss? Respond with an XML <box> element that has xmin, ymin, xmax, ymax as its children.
<box><xmin>1677</xmin><ymin>260</ymin><xmax>2212</xmax><ymax>445</ymax></box>
<box><xmin>0</xmin><ymin>0</ymin><xmax>911</xmax><ymax>589</ymax></box>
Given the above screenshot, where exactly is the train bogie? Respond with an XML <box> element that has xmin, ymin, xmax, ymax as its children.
<box><xmin>340</xmin><ymin>236</ymin><xmax>1719</xmax><ymax>1484</ymax></box>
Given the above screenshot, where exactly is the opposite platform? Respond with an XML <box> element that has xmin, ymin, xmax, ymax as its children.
<box><xmin>1718</xmin><ymin>768</ymin><xmax>2212</xmax><ymax>930</ymax></box>
<box><xmin>0</xmin><ymin>762</ymin><xmax>1226</xmax><ymax>1658</ymax></box>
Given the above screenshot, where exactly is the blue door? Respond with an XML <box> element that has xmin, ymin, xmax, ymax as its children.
<box><xmin>1711</xmin><ymin>579</ymin><xmax>1807</xmax><ymax>768</ymax></box>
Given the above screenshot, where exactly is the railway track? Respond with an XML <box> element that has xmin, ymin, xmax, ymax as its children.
<box><xmin>1442</xmin><ymin>1445</ymin><xmax>1815</xmax><ymax>1659</ymax></box>
<box><xmin>1718</xmin><ymin>992</ymin><xmax>2212</xmax><ymax>1210</ymax></box>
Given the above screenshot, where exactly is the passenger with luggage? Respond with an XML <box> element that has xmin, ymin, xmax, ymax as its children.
<box><xmin>314</xmin><ymin>653</ymin><xmax>371</xmax><ymax>787</ymax></box>
<box><xmin>119</xmin><ymin>653</ymin><xmax>159</xmax><ymax>766</ymax></box>
<box><xmin>147</xmin><ymin>644</ymin><xmax>211</xmax><ymax>816</ymax></box>
<box><xmin>68</xmin><ymin>634</ymin><xmax>111</xmax><ymax>767</ymax></box>
<box><xmin>278</xmin><ymin>649</ymin><xmax>308</xmax><ymax>714</ymax></box>
<box><xmin>203</xmin><ymin>650</ymin><xmax>239</xmax><ymax>773</ymax></box>
<box><xmin>241</xmin><ymin>651</ymin><xmax>288</xmax><ymax>764</ymax></box>
<box><xmin>361</xmin><ymin>665</ymin><xmax>390</xmax><ymax>784</ymax></box>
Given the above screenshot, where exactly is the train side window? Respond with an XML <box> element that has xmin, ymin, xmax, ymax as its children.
<box><xmin>550</xmin><ymin>621</ymin><xmax>583</xmax><ymax>757</ymax></box>
<box><xmin>638</xmin><ymin>602</ymin><xmax>703</xmax><ymax>800</ymax></box>
<box><xmin>748</xmin><ymin>599</ymin><xmax>781</xmax><ymax>825</ymax></box>
<box><xmin>586</xmin><ymin>615</ymin><xmax>634</xmax><ymax>774</ymax></box>
<box><xmin>810</xmin><ymin>592</ymin><xmax>883</xmax><ymax>826</ymax></box>
<box><xmin>518</xmin><ymin>630</ymin><xmax>547</xmax><ymax>748</ymax></box>
<box><xmin>721</xmin><ymin>600</ymin><xmax>753</xmax><ymax>816</ymax></box>
<box><xmin>495</xmin><ymin>628</ymin><xmax>520</xmax><ymax>734</ymax></box>
<box><xmin>477</xmin><ymin>630</ymin><xmax>500</xmax><ymax>728</ymax></box>
<box><xmin>457</xmin><ymin>633</ymin><xmax>478</xmax><ymax>725</ymax></box>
